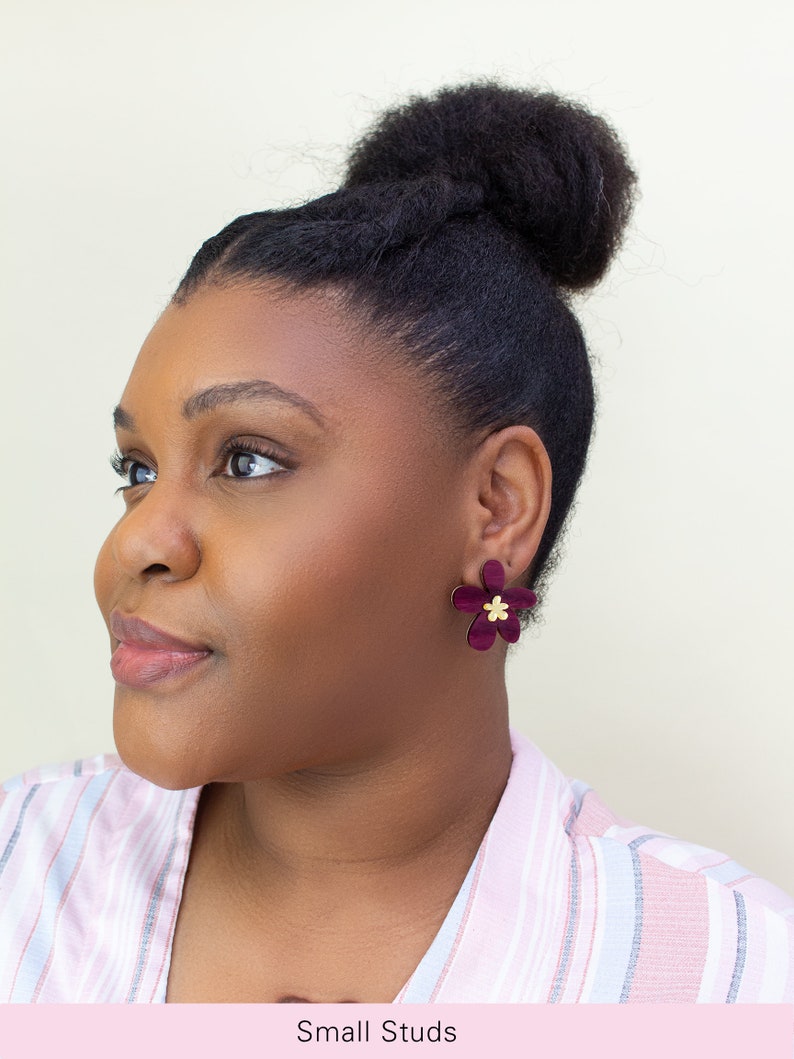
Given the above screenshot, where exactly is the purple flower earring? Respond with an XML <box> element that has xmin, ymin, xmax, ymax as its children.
<box><xmin>451</xmin><ymin>559</ymin><xmax>537</xmax><ymax>651</ymax></box>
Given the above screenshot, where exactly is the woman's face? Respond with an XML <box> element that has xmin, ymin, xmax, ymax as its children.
<box><xmin>94</xmin><ymin>283</ymin><xmax>476</xmax><ymax>789</ymax></box>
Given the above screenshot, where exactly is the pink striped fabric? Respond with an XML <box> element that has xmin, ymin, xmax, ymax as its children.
<box><xmin>1</xmin><ymin>732</ymin><xmax>792</xmax><ymax>1003</ymax></box>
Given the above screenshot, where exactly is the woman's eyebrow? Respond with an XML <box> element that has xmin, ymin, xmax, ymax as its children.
<box><xmin>112</xmin><ymin>379</ymin><xmax>327</xmax><ymax>432</ymax></box>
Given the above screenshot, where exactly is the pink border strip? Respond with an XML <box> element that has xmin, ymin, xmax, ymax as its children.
<box><xmin>0</xmin><ymin>1004</ymin><xmax>790</xmax><ymax>1058</ymax></box>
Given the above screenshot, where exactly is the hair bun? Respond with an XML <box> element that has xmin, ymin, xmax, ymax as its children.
<box><xmin>343</xmin><ymin>81</ymin><xmax>637</xmax><ymax>291</ymax></box>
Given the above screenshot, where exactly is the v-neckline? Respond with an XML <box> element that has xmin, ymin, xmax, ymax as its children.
<box><xmin>156</xmin><ymin>781</ymin><xmax>488</xmax><ymax>1004</ymax></box>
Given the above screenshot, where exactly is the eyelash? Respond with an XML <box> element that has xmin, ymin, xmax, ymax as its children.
<box><xmin>110</xmin><ymin>438</ymin><xmax>290</xmax><ymax>492</ymax></box>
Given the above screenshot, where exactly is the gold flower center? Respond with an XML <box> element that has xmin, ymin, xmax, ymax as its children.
<box><xmin>482</xmin><ymin>595</ymin><xmax>509</xmax><ymax>622</ymax></box>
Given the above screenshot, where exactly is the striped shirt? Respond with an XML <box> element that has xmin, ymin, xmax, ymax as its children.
<box><xmin>1</xmin><ymin>729</ymin><xmax>792</xmax><ymax>1002</ymax></box>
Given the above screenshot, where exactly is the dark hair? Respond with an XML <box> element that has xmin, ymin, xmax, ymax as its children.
<box><xmin>175</xmin><ymin>81</ymin><xmax>637</xmax><ymax>626</ymax></box>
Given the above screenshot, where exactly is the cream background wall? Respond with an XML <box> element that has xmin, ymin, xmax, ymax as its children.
<box><xmin>1</xmin><ymin>0</ymin><xmax>792</xmax><ymax>892</ymax></box>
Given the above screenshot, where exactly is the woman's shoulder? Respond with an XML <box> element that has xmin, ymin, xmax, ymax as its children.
<box><xmin>568</xmin><ymin>784</ymin><xmax>794</xmax><ymax>917</ymax></box>
<box><xmin>0</xmin><ymin>755</ymin><xmax>200</xmax><ymax>1003</ymax></box>
<box><xmin>510</xmin><ymin>730</ymin><xmax>793</xmax><ymax>916</ymax></box>
<box><xmin>563</xmin><ymin>785</ymin><xmax>794</xmax><ymax>1001</ymax></box>
<box><xmin>497</xmin><ymin>731</ymin><xmax>794</xmax><ymax>1002</ymax></box>
<box><xmin>0</xmin><ymin>753</ymin><xmax>197</xmax><ymax>874</ymax></box>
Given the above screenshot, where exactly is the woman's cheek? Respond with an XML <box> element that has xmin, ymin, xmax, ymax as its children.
<box><xmin>93</xmin><ymin>532</ymin><xmax>118</xmax><ymax>622</ymax></box>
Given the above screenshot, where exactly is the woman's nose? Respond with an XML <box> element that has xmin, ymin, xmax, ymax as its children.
<box><xmin>110</xmin><ymin>485</ymin><xmax>201</xmax><ymax>584</ymax></box>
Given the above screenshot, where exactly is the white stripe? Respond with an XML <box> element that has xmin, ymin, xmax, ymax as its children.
<box><xmin>76</xmin><ymin>777</ymin><xmax>160</xmax><ymax>999</ymax></box>
<box><xmin>575</xmin><ymin>837</ymin><xmax>605</xmax><ymax>1002</ymax></box>
<box><xmin>758</xmin><ymin>903</ymin><xmax>790</xmax><ymax>1002</ymax></box>
<box><xmin>696</xmin><ymin>876</ymin><xmax>725</xmax><ymax>1002</ymax></box>
<box><xmin>487</xmin><ymin>756</ymin><xmax>549</xmax><ymax>1001</ymax></box>
<box><xmin>512</xmin><ymin>777</ymin><xmax>572</xmax><ymax>1000</ymax></box>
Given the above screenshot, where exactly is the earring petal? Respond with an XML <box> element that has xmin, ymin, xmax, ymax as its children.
<box><xmin>451</xmin><ymin>585</ymin><xmax>490</xmax><ymax>613</ymax></box>
<box><xmin>467</xmin><ymin>611</ymin><xmax>498</xmax><ymax>651</ymax></box>
<box><xmin>498</xmin><ymin>610</ymin><xmax>521</xmax><ymax>643</ymax></box>
<box><xmin>480</xmin><ymin>559</ymin><xmax>505</xmax><ymax>595</ymax></box>
<box><xmin>501</xmin><ymin>587</ymin><xmax>538</xmax><ymax>611</ymax></box>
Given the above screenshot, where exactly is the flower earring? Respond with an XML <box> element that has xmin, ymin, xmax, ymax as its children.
<box><xmin>451</xmin><ymin>559</ymin><xmax>537</xmax><ymax>651</ymax></box>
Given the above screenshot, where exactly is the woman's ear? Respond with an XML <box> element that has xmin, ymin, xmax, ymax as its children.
<box><xmin>462</xmin><ymin>425</ymin><xmax>552</xmax><ymax>585</ymax></box>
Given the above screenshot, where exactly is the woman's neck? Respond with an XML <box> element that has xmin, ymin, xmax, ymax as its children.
<box><xmin>208</xmin><ymin>678</ymin><xmax>513</xmax><ymax>904</ymax></box>
<box><xmin>167</xmin><ymin>667</ymin><xmax>514</xmax><ymax>1002</ymax></box>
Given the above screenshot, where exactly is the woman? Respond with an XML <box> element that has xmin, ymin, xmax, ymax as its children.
<box><xmin>1</xmin><ymin>82</ymin><xmax>792</xmax><ymax>1003</ymax></box>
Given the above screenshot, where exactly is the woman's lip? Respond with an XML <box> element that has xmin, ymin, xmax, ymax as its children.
<box><xmin>108</xmin><ymin>612</ymin><xmax>213</xmax><ymax>689</ymax></box>
<box><xmin>109</xmin><ymin>611</ymin><xmax>211</xmax><ymax>653</ymax></box>
<box><xmin>110</xmin><ymin>642</ymin><xmax>211</xmax><ymax>690</ymax></box>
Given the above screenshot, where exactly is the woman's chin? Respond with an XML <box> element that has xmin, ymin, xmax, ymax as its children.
<box><xmin>112</xmin><ymin>725</ymin><xmax>212</xmax><ymax>791</ymax></box>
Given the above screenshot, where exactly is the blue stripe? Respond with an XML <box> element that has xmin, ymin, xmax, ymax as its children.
<box><xmin>587</xmin><ymin>841</ymin><xmax>637</xmax><ymax>1003</ymax></box>
<box><xmin>11</xmin><ymin>770</ymin><xmax>114</xmax><ymax>1001</ymax></box>
<box><xmin>726</xmin><ymin>890</ymin><xmax>747</xmax><ymax>1003</ymax></box>
<box><xmin>0</xmin><ymin>785</ymin><xmax>40</xmax><ymax>881</ymax></box>
<box><xmin>619</xmin><ymin>835</ymin><xmax>656</xmax><ymax>1002</ymax></box>
<box><xmin>127</xmin><ymin>791</ymin><xmax>187</xmax><ymax>1002</ymax></box>
<box><xmin>549</xmin><ymin>846</ymin><xmax>580</xmax><ymax>1002</ymax></box>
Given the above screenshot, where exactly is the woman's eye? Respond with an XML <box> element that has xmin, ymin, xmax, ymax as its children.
<box><xmin>111</xmin><ymin>451</ymin><xmax>157</xmax><ymax>490</ymax></box>
<box><xmin>224</xmin><ymin>450</ymin><xmax>283</xmax><ymax>478</ymax></box>
<box><xmin>127</xmin><ymin>461</ymin><xmax>157</xmax><ymax>486</ymax></box>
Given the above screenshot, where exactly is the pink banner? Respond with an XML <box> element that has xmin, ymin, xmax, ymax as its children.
<box><xmin>0</xmin><ymin>1004</ymin><xmax>792</xmax><ymax>1058</ymax></box>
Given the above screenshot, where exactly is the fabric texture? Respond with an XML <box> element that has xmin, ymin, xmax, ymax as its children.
<box><xmin>1</xmin><ymin>730</ymin><xmax>792</xmax><ymax>1003</ymax></box>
